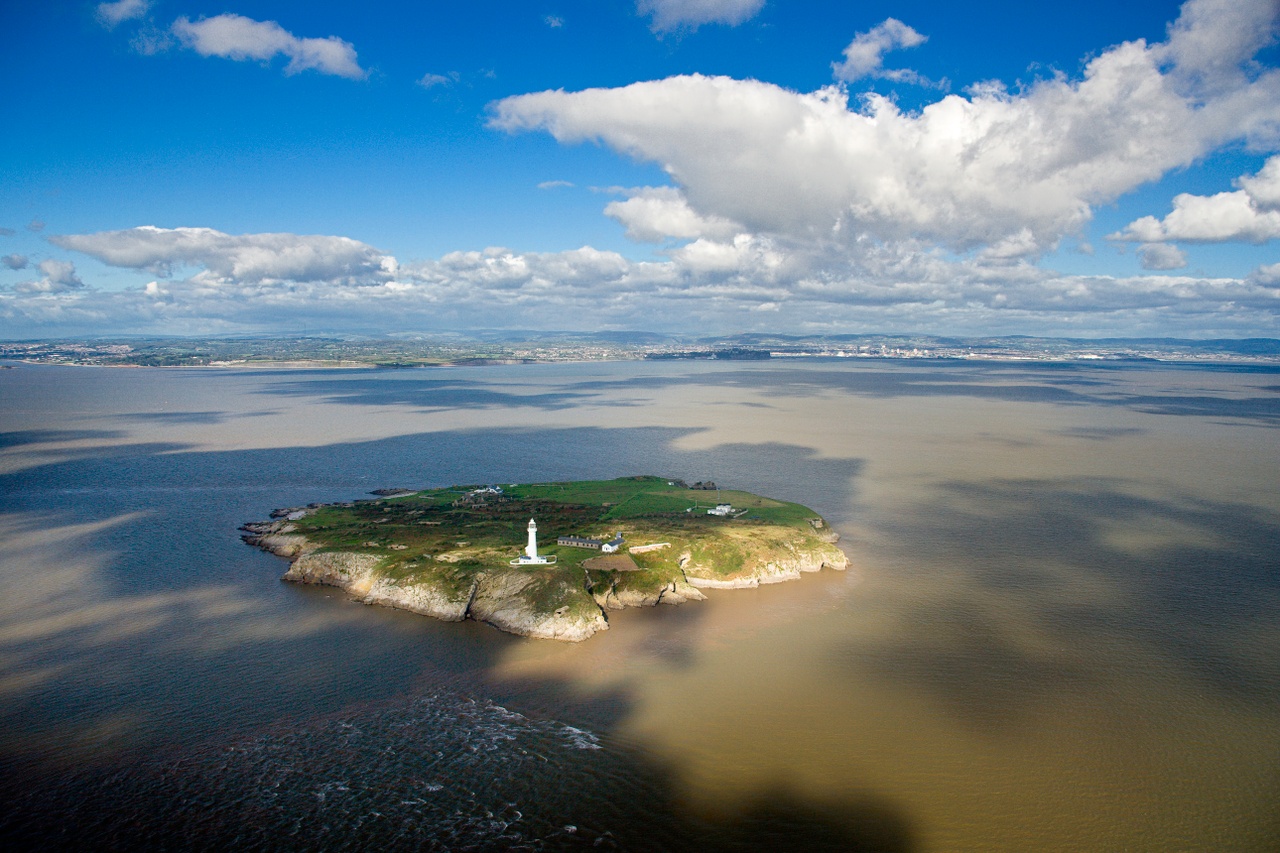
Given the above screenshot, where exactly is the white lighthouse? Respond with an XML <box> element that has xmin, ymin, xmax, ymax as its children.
<box><xmin>525</xmin><ymin>518</ymin><xmax>539</xmax><ymax>559</ymax></box>
<box><xmin>511</xmin><ymin>517</ymin><xmax>556</xmax><ymax>566</ymax></box>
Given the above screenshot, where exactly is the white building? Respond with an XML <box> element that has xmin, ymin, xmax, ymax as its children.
<box><xmin>707</xmin><ymin>504</ymin><xmax>733</xmax><ymax>516</ymax></box>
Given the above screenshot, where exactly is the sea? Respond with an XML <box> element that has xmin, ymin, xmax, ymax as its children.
<box><xmin>0</xmin><ymin>358</ymin><xmax>1277</xmax><ymax>851</ymax></box>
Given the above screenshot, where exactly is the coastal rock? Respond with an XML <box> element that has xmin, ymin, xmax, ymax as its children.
<box><xmin>683</xmin><ymin>543</ymin><xmax>847</xmax><ymax>588</ymax></box>
<box><xmin>614</xmin><ymin>586</ymin><xmax>663</xmax><ymax>607</ymax></box>
<box><xmin>362</xmin><ymin>575</ymin><xmax>473</xmax><ymax>621</ymax></box>
<box><xmin>251</xmin><ymin>533</ymin><xmax>312</xmax><ymax>558</ymax></box>
<box><xmin>284</xmin><ymin>551</ymin><xmax>383</xmax><ymax>593</ymax></box>
<box><xmin>469</xmin><ymin>572</ymin><xmax>607</xmax><ymax>641</ymax></box>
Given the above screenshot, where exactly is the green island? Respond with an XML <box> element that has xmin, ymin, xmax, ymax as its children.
<box><xmin>241</xmin><ymin>476</ymin><xmax>847</xmax><ymax>641</ymax></box>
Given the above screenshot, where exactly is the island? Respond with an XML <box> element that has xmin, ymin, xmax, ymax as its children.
<box><xmin>241</xmin><ymin>476</ymin><xmax>848</xmax><ymax>641</ymax></box>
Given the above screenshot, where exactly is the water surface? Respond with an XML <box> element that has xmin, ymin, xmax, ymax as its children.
<box><xmin>1</xmin><ymin>359</ymin><xmax>1277</xmax><ymax>850</ymax></box>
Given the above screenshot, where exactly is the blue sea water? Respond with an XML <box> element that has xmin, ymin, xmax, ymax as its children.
<box><xmin>0</xmin><ymin>359</ymin><xmax>1277</xmax><ymax>850</ymax></box>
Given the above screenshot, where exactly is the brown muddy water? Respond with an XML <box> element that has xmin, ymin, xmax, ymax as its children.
<box><xmin>0</xmin><ymin>358</ymin><xmax>1277</xmax><ymax>851</ymax></box>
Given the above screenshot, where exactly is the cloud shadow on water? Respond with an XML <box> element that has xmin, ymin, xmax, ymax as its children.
<box><xmin>568</xmin><ymin>362</ymin><xmax>1280</xmax><ymax>426</ymax></box>
<box><xmin>838</xmin><ymin>477</ymin><xmax>1280</xmax><ymax>728</ymax></box>
<box><xmin>0</xmin><ymin>420</ymin><xmax>890</xmax><ymax>850</ymax></box>
<box><xmin>257</xmin><ymin>375</ymin><xmax>615</xmax><ymax>412</ymax></box>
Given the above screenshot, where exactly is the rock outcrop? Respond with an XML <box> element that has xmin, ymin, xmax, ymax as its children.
<box><xmin>682</xmin><ymin>538</ymin><xmax>848</xmax><ymax>589</ymax></box>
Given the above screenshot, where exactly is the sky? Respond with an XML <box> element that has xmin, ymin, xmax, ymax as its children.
<box><xmin>2</xmin><ymin>0</ymin><xmax>1278</xmax><ymax>339</ymax></box>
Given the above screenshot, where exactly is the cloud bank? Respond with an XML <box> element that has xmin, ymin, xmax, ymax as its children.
<box><xmin>7</xmin><ymin>221</ymin><xmax>1278</xmax><ymax>339</ymax></box>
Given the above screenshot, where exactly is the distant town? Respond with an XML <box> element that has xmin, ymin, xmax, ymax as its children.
<box><xmin>2</xmin><ymin>331</ymin><xmax>1278</xmax><ymax>367</ymax></box>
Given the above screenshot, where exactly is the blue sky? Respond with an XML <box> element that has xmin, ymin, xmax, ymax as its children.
<box><xmin>2</xmin><ymin>0</ymin><xmax>1278</xmax><ymax>338</ymax></box>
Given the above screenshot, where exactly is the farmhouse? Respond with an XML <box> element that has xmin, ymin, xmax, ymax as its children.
<box><xmin>557</xmin><ymin>535</ymin><xmax>603</xmax><ymax>549</ymax></box>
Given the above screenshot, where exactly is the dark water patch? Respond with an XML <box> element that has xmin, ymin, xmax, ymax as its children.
<box><xmin>1116</xmin><ymin>393</ymin><xmax>1280</xmax><ymax>423</ymax></box>
<box><xmin>257</xmin><ymin>376</ymin><xmax>605</xmax><ymax>412</ymax></box>
<box><xmin>0</xmin><ymin>428</ymin><xmax>127</xmax><ymax>449</ymax></box>
<box><xmin>0</xmin><ymin>689</ymin><xmax>913</xmax><ymax>852</ymax></box>
<box><xmin>1051</xmin><ymin>426</ymin><xmax>1147</xmax><ymax>441</ymax></box>
<box><xmin>118</xmin><ymin>410</ymin><xmax>262</xmax><ymax>425</ymax></box>
<box><xmin>845</xmin><ymin>479</ymin><xmax>1280</xmax><ymax>726</ymax></box>
<box><xmin>572</xmin><ymin>363</ymin><xmax>1280</xmax><ymax>426</ymax></box>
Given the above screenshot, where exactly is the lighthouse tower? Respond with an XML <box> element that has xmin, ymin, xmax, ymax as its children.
<box><xmin>511</xmin><ymin>517</ymin><xmax>555</xmax><ymax>565</ymax></box>
<box><xmin>525</xmin><ymin>518</ymin><xmax>539</xmax><ymax>559</ymax></box>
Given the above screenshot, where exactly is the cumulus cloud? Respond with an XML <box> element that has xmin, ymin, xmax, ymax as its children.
<box><xmin>832</xmin><ymin>18</ymin><xmax>932</xmax><ymax>85</ymax></box>
<box><xmin>95</xmin><ymin>0</ymin><xmax>150</xmax><ymax>30</ymax></box>
<box><xmin>604</xmin><ymin>187</ymin><xmax>741</xmax><ymax>242</ymax></box>
<box><xmin>493</xmin><ymin>0</ymin><xmax>1280</xmax><ymax>256</ymax></box>
<box><xmin>171</xmin><ymin>14</ymin><xmax>367</xmax><ymax>79</ymax></box>
<box><xmin>1137</xmin><ymin>242</ymin><xmax>1188</xmax><ymax>270</ymax></box>
<box><xmin>1112</xmin><ymin>155</ymin><xmax>1280</xmax><ymax>243</ymax></box>
<box><xmin>2</xmin><ymin>254</ymin><xmax>28</xmax><ymax>271</ymax></box>
<box><xmin>51</xmin><ymin>226</ymin><xmax>395</xmax><ymax>285</ymax></box>
<box><xmin>1157</xmin><ymin>0</ymin><xmax>1280</xmax><ymax>95</ymax></box>
<box><xmin>1250</xmin><ymin>262</ymin><xmax>1280</xmax><ymax>286</ymax></box>
<box><xmin>14</xmin><ymin>260</ymin><xmax>85</xmax><ymax>294</ymax></box>
<box><xmin>638</xmin><ymin>0</ymin><xmax>765</xmax><ymax>34</ymax></box>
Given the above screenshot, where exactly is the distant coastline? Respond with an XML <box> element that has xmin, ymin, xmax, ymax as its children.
<box><xmin>5</xmin><ymin>332</ymin><xmax>1280</xmax><ymax>369</ymax></box>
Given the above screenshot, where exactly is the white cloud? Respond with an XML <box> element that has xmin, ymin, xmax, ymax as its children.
<box><xmin>637</xmin><ymin>0</ymin><xmax>765</xmax><ymax>34</ymax></box>
<box><xmin>14</xmin><ymin>260</ymin><xmax>84</xmax><ymax>294</ymax></box>
<box><xmin>492</xmin><ymin>0</ymin><xmax>1280</xmax><ymax>258</ymax></box>
<box><xmin>604</xmin><ymin>186</ymin><xmax>741</xmax><ymax>242</ymax></box>
<box><xmin>51</xmin><ymin>226</ymin><xmax>395</xmax><ymax>285</ymax></box>
<box><xmin>95</xmin><ymin>0</ymin><xmax>150</xmax><ymax>29</ymax></box>
<box><xmin>832</xmin><ymin>18</ymin><xmax>931</xmax><ymax>85</ymax></box>
<box><xmin>546</xmin><ymin>16</ymin><xmax>564</xmax><ymax>29</ymax></box>
<box><xmin>537</xmin><ymin>180</ymin><xmax>575</xmax><ymax>190</ymax></box>
<box><xmin>1158</xmin><ymin>0</ymin><xmax>1280</xmax><ymax>95</ymax></box>
<box><xmin>171</xmin><ymin>14</ymin><xmax>367</xmax><ymax>79</ymax></box>
<box><xmin>1250</xmin><ymin>262</ymin><xmax>1280</xmax><ymax>286</ymax></box>
<box><xmin>1137</xmin><ymin>242</ymin><xmax>1188</xmax><ymax>270</ymax></box>
<box><xmin>417</xmin><ymin>71</ymin><xmax>459</xmax><ymax>89</ymax></box>
<box><xmin>1237</xmin><ymin>155</ymin><xmax>1280</xmax><ymax>210</ymax></box>
<box><xmin>1112</xmin><ymin>156</ymin><xmax>1280</xmax><ymax>243</ymax></box>
<box><xmin>2</xmin><ymin>254</ymin><xmax>28</xmax><ymax>271</ymax></box>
